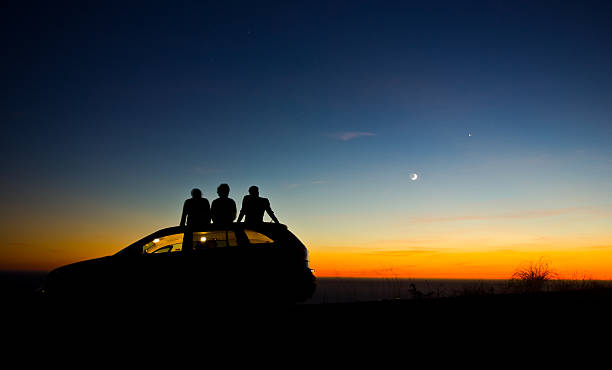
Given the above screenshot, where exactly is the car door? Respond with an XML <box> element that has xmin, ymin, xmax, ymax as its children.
<box><xmin>132</xmin><ymin>232</ymin><xmax>185</xmax><ymax>295</ymax></box>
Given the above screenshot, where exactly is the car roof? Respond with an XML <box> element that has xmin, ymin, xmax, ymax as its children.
<box><xmin>144</xmin><ymin>222</ymin><xmax>289</xmax><ymax>241</ymax></box>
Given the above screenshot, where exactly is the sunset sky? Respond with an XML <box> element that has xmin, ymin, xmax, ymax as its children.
<box><xmin>2</xmin><ymin>1</ymin><xmax>612</xmax><ymax>279</ymax></box>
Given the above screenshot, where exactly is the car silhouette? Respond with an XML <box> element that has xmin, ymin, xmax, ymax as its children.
<box><xmin>40</xmin><ymin>223</ymin><xmax>316</xmax><ymax>305</ymax></box>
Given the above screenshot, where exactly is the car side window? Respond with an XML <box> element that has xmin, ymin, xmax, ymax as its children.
<box><xmin>244</xmin><ymin>230</ymin><xmax>274</xmax><ymax>245</ymax></box>
<box><xmin>142</xmin><ymin>233</ymin><xmax>184</xmax><ymax>254</ymax></box>
<box><xmin>193</xmin><ymin>231</ymin><xmax>238</xmax><ymax>250</ymax></box>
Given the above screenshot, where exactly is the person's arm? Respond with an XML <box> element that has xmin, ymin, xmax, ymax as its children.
<box><xmin>265</xmin><ymin>199</ymin><xmax>279</xmax><ymax>223</ymax></box>
<box><xmin>210</xmin><ymin>199</ymin><xmax>216</xmax><ymax>224</ymax></box>
<box><xmin>237</xmin><ymin>197</ymin><xmax>246</xmax><ymax>222</ymax></box>
<box><xmin>180</xmin><ymin>200</ymin><xmax>188</xmax><ymax>226</ymax></box>
<box><xmin>205</xmin><ymin>199</ymin><xmax>211</xmax><ymax>224</ymax></box>
<box><xmin>231</xmin><ymin>199</ymin><xmax>237</xmax><ymax>222</ymax></box>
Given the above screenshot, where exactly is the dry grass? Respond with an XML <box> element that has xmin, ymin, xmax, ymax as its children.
<box><xmin>509</xmin><ymin>257</ymin><xmax>558</xmax><ymax>293</ymax></box>
<box><xmin>551</xmin><ymin>272</ymin><xmax>608</xmax><ymax>291</ymax></box>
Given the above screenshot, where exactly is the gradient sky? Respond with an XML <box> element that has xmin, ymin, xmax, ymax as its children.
<box><xmin>2</xmin><ymin>1</ymin><xmax>612</xmax><ymax>278</ymax></box>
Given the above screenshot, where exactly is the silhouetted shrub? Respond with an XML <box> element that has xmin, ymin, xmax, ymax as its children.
<box><xmin>509</xmin><ymin>257</ymin><xmax>558</xmax><ymax>293</ymax></box>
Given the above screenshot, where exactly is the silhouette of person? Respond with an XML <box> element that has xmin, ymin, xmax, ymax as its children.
<box><xmin>180</xmin><ymin>188</ymin><xmax>211</xmax><ymax>253</ymax></box>
<box><xmin>237</xmin><ymin>185</ymin><xmax>279</xmax><ymax>225</ymax></box>
<box><xmin>180</xmin><ymin>188</ymin><xmax>211</xmax><ymax>227</ymax></box>
<box><xmin>211</xmin><ymin>183</ymin><xmax>237</xmax><ymax>226</ymax></box>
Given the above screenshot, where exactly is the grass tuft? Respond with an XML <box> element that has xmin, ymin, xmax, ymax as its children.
<box><xmin>509</xmin><ymin>257</ymin><xmax>558</xmax><ymax>293</ymax></box>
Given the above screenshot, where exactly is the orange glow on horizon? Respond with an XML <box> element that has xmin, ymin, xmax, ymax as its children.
<box><xmin>309</xmin><ymin>246</ymin><xmax>612</xmax><ymax>280</ymax></box>
<box><xmin>2</xmin><ymin>221</ymin><xmax>612</xmax><ymax>281</ymax></box>
<box><xmin>3</xmin><ymin>238</ymin><xmax>612</xmax><ymax>281</ymax></box>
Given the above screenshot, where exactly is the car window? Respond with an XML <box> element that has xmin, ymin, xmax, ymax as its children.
<box><xmin>244</xmin><ymin>230</ymin><xmax>274</xmax><ymax>244</ymax></box>
<box><xmin>142</xmin><ymin>233</ymin><xmax>184</xmax><ymax>254</ymax></box>
<box><xmin>193</xmin><ymin>231</ymin><xmax>238</xmax><ymax>249</ymax></box>
<box><xmin>141</xmin><ymin>231</ymin><xmax>239</xmax><ymax>253</ymax></box>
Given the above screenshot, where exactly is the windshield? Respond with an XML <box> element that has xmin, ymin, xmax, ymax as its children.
<box><xmin>142</xmin><ymin>233</ymin><xmax>184</xmax><ymax>253</ymax></box>
<box><xmin>114</xmin><ymin>232</ymin><xmax>183</xmax><ymax>256</ymax></box>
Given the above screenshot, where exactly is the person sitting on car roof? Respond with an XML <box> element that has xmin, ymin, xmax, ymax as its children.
<box><xmin>237</xmin><ymin>185</ymin><xmax>279</xmax><ymax>224</ymax></box>
<box><xmin>180</xmin><ymin>188</ymin><xmax>211</xmax><ymax>228</ymax></box>
<box><xmin>211</xmin><ymin>183</ymin><xmax>237</xmax><ymax>226</ymax></box>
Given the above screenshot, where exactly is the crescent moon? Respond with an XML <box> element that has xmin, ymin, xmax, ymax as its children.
<box><xmin>410</xmin><ymin>173</ymin><xmax>418</xmax><ymax>181</ymax></box>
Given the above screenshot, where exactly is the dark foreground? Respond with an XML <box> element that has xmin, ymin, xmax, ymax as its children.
<box><xmin>4</xmin><ymin>275</ymin><xmax>608</xmax><ymax>361</ymax></box>
<box><xmin>4</xmin><ymin>275</ymin><xmax>612</xmax><ymax>334</ymax></box>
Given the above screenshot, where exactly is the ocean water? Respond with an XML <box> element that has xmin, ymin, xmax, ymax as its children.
<box><xmin>304</xmin><ymin>277</ymin><xmax>513</xmax><ymax>304</ymax></box>
<box><xmin>304</xmin><ymin>277</ymin><xmax>612</xmax><ymax>304</ymax></box>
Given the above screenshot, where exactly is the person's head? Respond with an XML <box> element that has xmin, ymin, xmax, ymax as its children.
<box><xmin>248</xmin><ymin>185</ymin><xmax>259</xmax><ymax>196</ymax></box>
<box><xmin>217</xmin><ymin>183</ymin><xmax>230</xmax><ymax>198</ymax></box>
<box><xmin>191</xmin><ymin>188</ymin><xmax>202</xmax><ymax>198</ymax></box>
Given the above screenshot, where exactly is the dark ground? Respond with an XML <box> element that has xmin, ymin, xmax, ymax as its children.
<box><xmin>4</xmin><ymin>271</ymin><xmax>608</xmax><ymax>361</ymax></box>
<box><xmin>3</xmin><ymin>271</ymin><xmax>612</xmax><ymax>332</ymax></box>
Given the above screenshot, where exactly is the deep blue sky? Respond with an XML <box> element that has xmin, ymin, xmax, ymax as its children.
<box><xmin>2</xmin><ymin>1</ymin><xmax>612</xmax><ymax>273</ymax></box>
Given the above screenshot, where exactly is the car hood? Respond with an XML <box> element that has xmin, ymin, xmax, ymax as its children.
<box><xmin>48</xmin><ymin>256</ymin><xmax>113</xmax><ymax>278</ymax></box>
